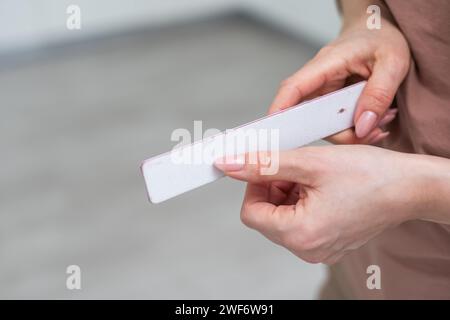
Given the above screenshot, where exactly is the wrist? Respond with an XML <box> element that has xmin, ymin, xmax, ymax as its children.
<box><xmin>404</xmin><ymin>154</ymin><xmax>450</xmax><ymax>224</ymax></box>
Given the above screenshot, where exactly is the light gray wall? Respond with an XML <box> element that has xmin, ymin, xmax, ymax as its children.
<box><xmin>245</xmin><ymin>0</ymin><xmax>340</xmax><ymax>44</ymax></box>
<box><xmin>0</xmin><ymin>0</ymin><xmax>240</xmax><ymax>53</ymax></box>
<box><xmin>0</xmin><ymin>0</ymin><xmax>340</xmax><ymax>54</ymax></box>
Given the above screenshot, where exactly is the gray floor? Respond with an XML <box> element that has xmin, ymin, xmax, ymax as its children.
<box><xmin>0</xmin><ymin>14</ymin><xmax>326</xmax><ymax>299</ymax></box>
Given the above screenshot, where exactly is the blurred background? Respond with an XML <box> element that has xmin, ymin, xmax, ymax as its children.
<box><xmin>0</xmin><ymin>0</ymin><xmax>340</xmax><ymax>299</ymax></box>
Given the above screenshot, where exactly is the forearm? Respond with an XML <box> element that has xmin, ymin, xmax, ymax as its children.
<box><xmin>410</xmin><ymin>154</ymin><xmax>450</xmax><ymax>225</ymax></box>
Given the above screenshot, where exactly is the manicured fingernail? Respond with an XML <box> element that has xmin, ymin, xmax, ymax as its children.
<box><xmin>378</xmin><ymin>113</ymin><xmax>396</xmax><ymax>126</ymax></box>
<box><xmin>364</xmin><ymin>130</ymin><xmax>380</xmax><ymax>144</ymax></box>
<box><xmin>369</xmin><ymin>131</ymin><xmax>390</xmax><ymax>144</ymax></box>
<box><xmin>386</xmin><ymin>108</ymin><xmax>398</xmax><ymax>115</ymax></box>
<box><xmin>356</xmin><ymin>111</ymin><xmax>378</xmax><ymax>138</ymax></box>
<box><xmin>214</xmin><ymin>156</ymin><xmax>245</xmax><ymax>172</ymax></box>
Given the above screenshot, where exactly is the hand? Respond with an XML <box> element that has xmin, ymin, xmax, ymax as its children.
<box><xmin>269</xmin><ymin>14</ymin><xmax>411</xmax><ymax>144</ymax></box>
<box><xmin>215</xmin><ymin>145</ymin><xmax>429</xmax><ymax>264</ymax></box>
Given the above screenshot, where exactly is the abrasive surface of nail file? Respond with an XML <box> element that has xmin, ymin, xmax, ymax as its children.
<box><xmin>141</xmin><ymin>81</ymin><xmax>366</xmax><ymax>203</ymax></box>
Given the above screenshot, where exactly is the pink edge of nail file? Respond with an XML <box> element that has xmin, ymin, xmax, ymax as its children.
<box><xmin>141</xmin><ymin>81</ymin><xmax>366</xmax><ymax>203</ymax></box>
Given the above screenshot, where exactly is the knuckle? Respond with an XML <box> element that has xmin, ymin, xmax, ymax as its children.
<box><xmin>301</xmin><ymin>252</ymin><xmax>325</xmax><ymax>264</ymax></box>
<box><xmin>245</xmin><ymin>152</ymin><xmax>258</xmax><ymax>169</ymax></box>
<box><xmin>280</xmin><ymin>232</ymin><xmax>296</xmax><ymax>249</ymax></box>
<box><xmin>316</xmin><ymin>45</ymin><xmax>335</xmax><ymax>57</ymax></box>
<box><xmin>364</xmin><ymin>87</ymin><xmax>393</xmax><ymax>112</ymax></box>
<box><xmin>273</xmin><ymin>219</ymin><xmax>290</xmax><ymax>240</ymax></box>
<box><xmin>296</xmin><ymin>221</ymin><xmax>323</xmax><ymax>251</ymax></box>
<box><xmin>240</xmin><ymin>206</ymin><xmax>254</xmax><ymax>228</ymax></box>
<box><xmin>384</xmin><ymin>54</ymin><xmax>410</xmax><ymax>73</ymax></box>
<box><xmin>279</xmin><ymin>77</ymin><xmax>296</xmax><ymax>90</ymax></box>
<box><xmin>297</xmin><ymin>237</ymin><xmax>319</xmax><ymax>252</ymax></box>
<box><xmin>257</xmin><ymin>151</ymin><xmax>272</xmax><ymax>167</ymax></box>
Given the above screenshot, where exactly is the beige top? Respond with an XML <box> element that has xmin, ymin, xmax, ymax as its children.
<box><xmin>322</xmin><ymin>0</ymin><xmax>450</xmax><ymax>299</ymax></box>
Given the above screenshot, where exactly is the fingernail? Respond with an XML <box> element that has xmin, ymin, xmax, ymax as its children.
<box><xmin>378</xmin><ymin>113</ymin><xmax>396</xmax><ymax>126</ymax></box>
<box><xmin>386</xmin><ymin>108</ymin><xmax>398</xmax><ymax>115</ymax></box>
<box><xmin>369</xmin><ymin>131</ymin><xmax>390</xmax><ymax>144</ymax></box>
<box><xmin>214</xmin><ymin>156</ymin><xmax>245</xmax><ymax>172</ymax></box>
<box><xmin>364</xmin><ymin>130</ymin><xmax>380</xmax><ymax>144</ymax></box>
<box><xmin>356</xmin><ymin>111</ymin><xmax>378</xmax><ymax>138</ymax></box>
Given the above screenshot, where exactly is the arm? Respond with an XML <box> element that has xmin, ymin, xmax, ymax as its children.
<box><xmin>332</xmin><ymin>2</ymin><xmax>450</xmax><ymax>224</ymax></box>
<box><xmin>214</xmin><ymin>146</ymin><xmax>450</xmax><ymax>265</ymax></box>
<box><xmin>414</xmin><ymin>154</ymin><xmax>450</xmax><ymax>225</ymax></box>
<box><xmin>212</xmin><ymin>1</ymin><xmax>449</xmax><ymax>266</ymax></box>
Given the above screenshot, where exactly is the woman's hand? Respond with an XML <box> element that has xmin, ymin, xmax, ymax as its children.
<box><xmin>215</xmin><ymin>145</ymin><xmax>437</xmax><ymax>265</ymax></box>
<box><xmin>270</xmin><ymin>7</ymin><xmax>411</xmax><ymax>144</ymax></box>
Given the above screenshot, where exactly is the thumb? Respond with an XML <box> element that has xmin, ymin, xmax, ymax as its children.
<box><xmin>354</xmin><ymin>57</ymin><xmax>406</xmax><ymax>138</ymax></box>
<box><xmin>214</xmin><ymin>150</ymin><xmax>315</xmax><ymax>186</ymax></box>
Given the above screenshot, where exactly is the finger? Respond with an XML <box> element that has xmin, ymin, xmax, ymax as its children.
<box><xmin>368</xmin><ymin>131</ymin><xmax>390</xmax><ymax>145</ymax></box>
<box><xmin>378</xmin><ymin>108</ymin><xmax>398</xmax><ymax>126</ymax></box>
<box><xmin>241</xmin><ymin>183</ymin><xmax>296</xmax><ymax>236</ymax></box>
<box><xmin>284</xmin><ymin>184</ymin><xmax>302</xmax><ymax>205</ymax></box>
<box><xmin>214</xmin><ymin>150</ymin><xmax>317</xmax><ymax>186</ymax></box>
<box><xmin>325</xmin><ymin>128</ymin><xmax>358</xmax><ymax>144</ymax></box>
<box><xmin>269</xmin><ymin>181</ymin><xmax>296</xmax><ymax>205</ymax></box>
<box><xmin>271</xmin><ymin>181</ymin><xmax>295</xmax><ymax>193</ymax></box>
<box><xmin>354</xmin><ymin>57</ymin><xmax>405</xmax><ymax>138</ymax></box>
<box><xmin>268</xmin><ymin>56</ymin><xmax>345</xmax><ymax>114</ymax></box>
<box><xmin>325</xmin><ymin>127</ymin><xmax>383</xmax><ymax>145</ymax></box>
<box><xmin>326</xmin><ymin>108</ymin><xmax>396</xmax><ymax>145</ymax></box>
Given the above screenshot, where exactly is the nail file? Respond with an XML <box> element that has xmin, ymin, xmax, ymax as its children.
<box><xmin>141</xmin><ymin>81</ymin><xmax>366</xmax><ymax>203</ymax></box>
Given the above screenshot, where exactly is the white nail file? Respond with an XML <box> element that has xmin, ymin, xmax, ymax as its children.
<box><xmin>141</xmin><ymin>81</ymin><xmax>366</xmax><ymax>203</ymax></box>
